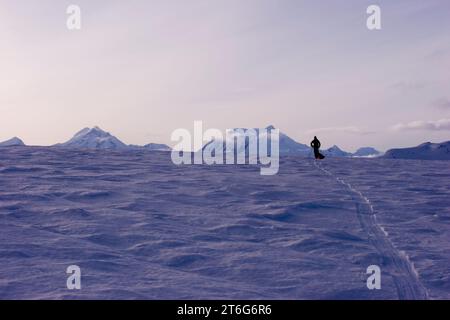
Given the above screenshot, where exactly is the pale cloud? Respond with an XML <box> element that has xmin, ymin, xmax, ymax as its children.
<box><xmin>432</xmin><ymin>98</ymin><xmax>450</xmax><ymax>109</ymax></box>
<box><xmin>306</xmin><ymin>126</ymin><xmax>373</xmax><ymax>135</ymax></box>
<box><xmin>392</xmin><ymin>119</ymin><xmax>450</xmax><ymax>131</ymax></box>
<box><xmin>390</xmin><ymin>81</ymin><xmax>427</xmax><ymax>92</ymax></box>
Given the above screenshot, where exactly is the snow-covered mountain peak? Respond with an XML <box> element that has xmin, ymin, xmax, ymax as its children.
<box><xmin>384</xmin><ymin>141</ymin><xmax>450</xmax><ymax>160</ymax></box>
<box><xmin>323</xmin><ymin>145</ymin><xmax>352</xmax><ymax>158</ymax></box>
<box><xmin>202</xmin><ymin>126</ymin><xmax>310</xmax><ymax>155</ymax></box>
<box><xmin>58</xmin><ymin>127</ymin><xmax>128</xmax><ymax>149</ymax></box>
<box><xmin>0</xmin><ymin>137</ymin><xmax>25</xmax><ymax>147</ymax></box>
<box><xmin>74</xmin><ymin>126</ymin><xmax>110</xmax><ymax>137</ymax></box>
<box><xmin>353</xmin><ymin>147</ymin><xmax>381</xmax><ymax>158</ymax></box>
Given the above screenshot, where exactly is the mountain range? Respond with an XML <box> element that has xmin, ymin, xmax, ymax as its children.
<box><xmin>383</xmin><ymin>141</ymin><xmax>450</xmax><ymax>160</ymax></box>
<box><xmin>55</xmin><ymin>127</ymin><xmax>129</xmax><ymax>149</ymax></box>
<box><xmin>56</xmin><ymin>126</ymin><xmax>171</xmax><ymax>151</ymax></box>
<box><xmin>201</xmin><ymin>125</ymin><xmax>380</xmax><ymax>158</ymax></box>
<box><xmin>201</xmin><ymin>125</ymin><xmax>311</xmax><ymax>156</ymax></box>
<box><xmin>1</xmin><ymin>126</ymin><xmax>449</xmax><ymax>160</ymax></box>
<box><xmin>353</xmin><ymin>147</ymin><xmax>382</xmax><ymax>158</ymax></box>
<box><xmin>0</xmin><ymin>137</ymin><xmax>25</xmax><ymax>147</ymax></box>
<box><xmin>0</xmin><ymin>127</ymin><xmax>170</xmax><ymax>151</ymax></box>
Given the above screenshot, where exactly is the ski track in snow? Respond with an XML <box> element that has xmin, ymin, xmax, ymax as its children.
<box><xmin>313</xmin><ymin>160</ymin><xmax>429</xmax><ymax>300</ymax></box>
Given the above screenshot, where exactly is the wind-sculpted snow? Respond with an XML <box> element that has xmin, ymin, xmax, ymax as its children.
<box><xmin>0</xmin><ymin>148</ymin><xmax>449</xmax><ymax>299</ymax></box>
<box><xmin>314</xmin><ymin>161</ymin><xmax>429</xmax><ymax>299</ymax></box>
<box><xmin>315</xmin><ymin>158</ymin><xmax>450</xmax><ymax>299</ymax></box>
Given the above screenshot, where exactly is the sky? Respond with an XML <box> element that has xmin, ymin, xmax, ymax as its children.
<box><xmin>0</xmin><ymin>0</ymin><xmax>449</xmax><ymax>151</ymax></box>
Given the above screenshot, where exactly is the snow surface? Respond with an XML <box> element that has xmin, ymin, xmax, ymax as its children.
<box><xmin>0</xmin><ymin>148</ymin><xmax>449</xmax><ymax>299</ymax></box>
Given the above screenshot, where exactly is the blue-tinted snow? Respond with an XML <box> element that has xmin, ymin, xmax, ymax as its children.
<box><xmin>0</xmin><ymin>148</ymin><xmax>448</xmax><ymax>299</ymax></box>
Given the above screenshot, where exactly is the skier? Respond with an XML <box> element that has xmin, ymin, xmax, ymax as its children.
<box><xmin>311</xmin><ymin>136</ymin><xmax>325</xmax><ymax>160</ymax></box>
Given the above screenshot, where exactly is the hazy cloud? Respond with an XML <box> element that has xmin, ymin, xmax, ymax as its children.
<box><xmin>390</xmin><ymin>81</ymin><xmax>427</xmax><ymax>92</ymax></box>
<box><xmin>306</xmin><ymin>126</ymin><xmax>373</xmax><ymax>135</ymax></box>
<box><xmin>392</xmin><ymin>119</ymin><xmax>450</xmax><ymax>131</ymax></box>
<box><xmin>432</xmin><ymin>98</ymin><xmax>450</xmax><ymax>109</ymax></box>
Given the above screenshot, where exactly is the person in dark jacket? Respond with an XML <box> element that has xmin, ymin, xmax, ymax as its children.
<box><xmin>311</xmin><ymin>136</ymin><xmax>325</xmax><ymax>159</ymax></box>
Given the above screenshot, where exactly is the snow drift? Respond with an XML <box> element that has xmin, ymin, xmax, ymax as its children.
<box><xmin>0</xmin><ymin>148</ymin><xmax>449</xmax><ymax>299</ymax></box>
